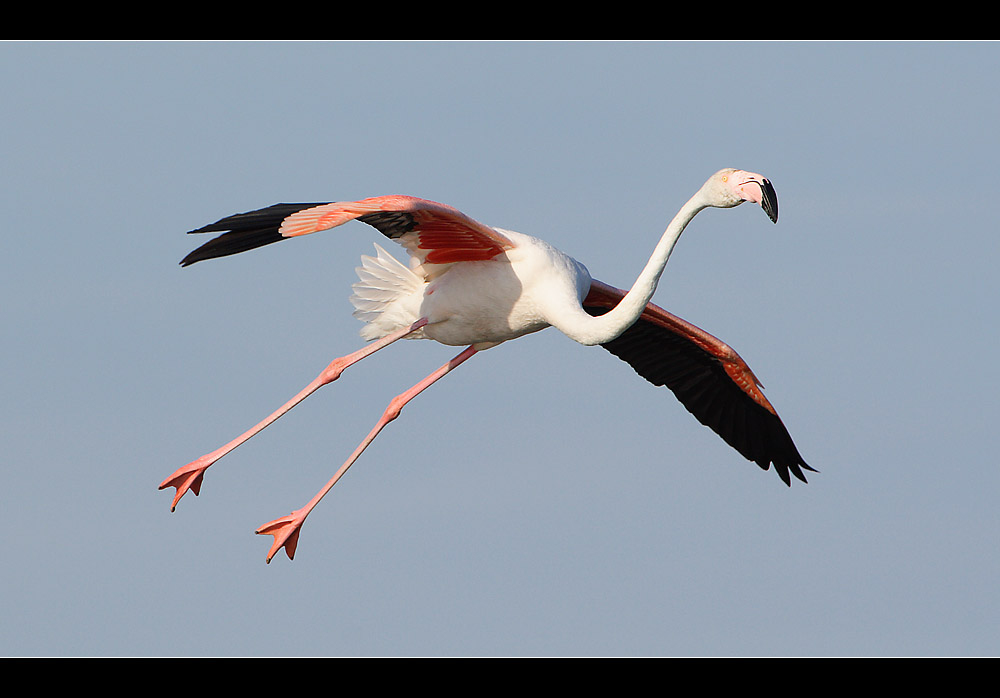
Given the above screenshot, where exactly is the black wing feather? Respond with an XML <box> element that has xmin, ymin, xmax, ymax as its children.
<box><xmin>584</xmin><ymin>305</ymin><xmax>814</xmax><ymax>486</ymax></box>
<box><xmin>180</xmin><ymin>203</ymin><xmax>329</xmax><ymax>267</ymax></box>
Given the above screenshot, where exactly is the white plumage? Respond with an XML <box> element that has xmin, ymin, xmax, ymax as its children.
<box><xmin>351</xmin><ymin>243</ymin><xmax>425</xmax><ymax>341</ymax></box>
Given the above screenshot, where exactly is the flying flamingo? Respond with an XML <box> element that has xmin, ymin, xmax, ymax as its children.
<box><xmin>160</xmin><ymin>168</ymin><xmax>813</xmax><ymax>563</ymax></box>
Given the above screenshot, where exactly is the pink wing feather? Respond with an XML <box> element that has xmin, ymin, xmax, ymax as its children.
<box><xmin>181</xmin><ymin>196</ymin><xmax>514</xmax><ymax>267</ymax></box>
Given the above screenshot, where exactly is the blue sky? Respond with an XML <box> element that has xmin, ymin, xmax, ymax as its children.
<box><xmin>2</xmin><ymin>41</ymin><xmax>998</xmax><ymax>656</ymax></box>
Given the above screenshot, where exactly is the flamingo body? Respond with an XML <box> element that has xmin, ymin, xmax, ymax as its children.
<box><xmin>164</xmin><ymin>169</ymin><xmax>813</xmax><ymax>563</ymax></box>
<box><xmin>185</xmin><ymin>201</ymin><xmax>593</xmax><ymax>350</ymax></box>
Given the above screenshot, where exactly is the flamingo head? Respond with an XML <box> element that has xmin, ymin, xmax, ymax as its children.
<box><xmin>702</xmin><ymin>168</ymin><xmax>778</xmax><ymax>223</ymax></box>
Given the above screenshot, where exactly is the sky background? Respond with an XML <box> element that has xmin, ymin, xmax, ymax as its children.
<box><xmin>2</xmin><ymin>41</ymin><xmax>998</xmax><ymax>656</ymax></box>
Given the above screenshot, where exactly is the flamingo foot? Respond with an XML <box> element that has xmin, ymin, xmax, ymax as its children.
<box><xmin>255</xmin><ymin>508</ymin><xmax>308</xmax><ymax>563</ymax></box>
<box><xmin>158</xmin><ymin>458</ymin><xmax>213</xmax><ymax>511</ymax></box>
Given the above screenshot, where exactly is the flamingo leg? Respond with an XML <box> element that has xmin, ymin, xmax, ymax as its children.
<box><xmin>159</xmin><ymin>318</ymin><xmax>430</xmax><ymax>511</ymax></box>
<box><xmin>255</xmin><ymin>344</ymin><xmax>479</xmax><ymax>563</ymax></box>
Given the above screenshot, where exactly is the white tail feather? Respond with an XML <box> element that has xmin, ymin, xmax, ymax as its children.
<box><xmin>350</xmin><ymin>244</ymin><xmax>425</xmax><ymax>340</ymax></box>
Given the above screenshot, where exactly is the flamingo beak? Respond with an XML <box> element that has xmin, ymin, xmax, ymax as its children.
<box><xmin>738</xmin><ymin>177</ymin><xmax>779</xmax><ymax>223</ymax></box>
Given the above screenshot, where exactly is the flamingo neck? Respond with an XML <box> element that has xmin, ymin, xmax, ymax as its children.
<box><xmin>560</xmin><ymin>193</ymin><xmax>708</xmax><ymax>346</ymax></box>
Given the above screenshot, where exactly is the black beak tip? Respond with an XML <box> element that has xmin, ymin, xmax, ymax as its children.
<box><xmin>761</xmin><ymin>178</ymin><xmax>778</xmax><ymax>223</ymax></box>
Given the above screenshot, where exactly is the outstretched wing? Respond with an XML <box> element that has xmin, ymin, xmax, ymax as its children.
<box><xmin>584</xmin><ymin>280</ymin><xmax>814</xmax><ymax>486</ymax></box>
<box><xmin>180</xmin><ymin>196</ymin><xmax>515</xmax><ymax>268</ymax></box>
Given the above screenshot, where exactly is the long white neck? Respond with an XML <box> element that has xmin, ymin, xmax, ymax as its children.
<box><xmin>554</xmin><ymin>191</ymin><xmax>709</xmax><ymax>346</ymax></box>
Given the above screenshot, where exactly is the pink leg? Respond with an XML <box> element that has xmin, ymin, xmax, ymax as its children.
<box><xmin>256</xmin><ymin>344</ymin><xmax>478</xmax><ymax>563</ymax></box>
<box><xmin>159</xmin><ymin>318</ymin><xmax>429</xmax><ymax>511</ymax></box>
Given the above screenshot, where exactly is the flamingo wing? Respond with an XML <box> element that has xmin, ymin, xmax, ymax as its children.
<box><xmin>583</xmin><ymin>280</ymin><xmax>814</xmax><ymax>486</ymax></box>
<box><xmin>180</xmin><ymin>196</ymin><xmax>515</xmax><ymax>267</ymax></box>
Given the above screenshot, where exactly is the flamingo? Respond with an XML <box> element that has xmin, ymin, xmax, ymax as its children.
<box><xmin>160</xmin><ymin>168</ymin><xmax>813</xmax><ymax>563</ymax></box>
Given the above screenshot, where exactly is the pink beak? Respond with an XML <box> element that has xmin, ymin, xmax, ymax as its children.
<box><xmin>736</xmin><ymin>175</ymin><xmax>778</xmax><ymax>223</ymax></box>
